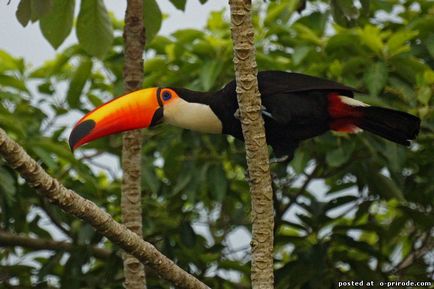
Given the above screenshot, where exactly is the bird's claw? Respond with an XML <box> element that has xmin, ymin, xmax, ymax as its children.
<box><xmin>235</xmin><ymin>106</ymin><xmax>272</xmax><ymax>119</ymax></box>
<box><xmin>234</xmin><ymin>109</ymin><xmax>240</xmax><ymax>119</ymax></box>
<box><xmin>270</xmin><ymin>155</ymin><xmax>289</xmax><ymax>164</ymax></box>
<box><xmin>261</xmin><ymin>105</ymin><xmax>273</xmax><ymax>119</ymax></box>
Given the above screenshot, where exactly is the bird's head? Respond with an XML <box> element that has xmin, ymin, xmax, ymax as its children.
<box><xmin>68</xmin><ymin>87</ymin><xmax>222</xmax><ymax>151</ymax></box>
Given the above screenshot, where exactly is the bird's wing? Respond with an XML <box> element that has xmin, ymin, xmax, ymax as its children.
<box><xmin>262</xmin><ymin>92</ymin><xmax>329</xmax><ymax>125</ymax></box>
<box><xmin>257</xmin><ymin>70</ymin><xmax>359</xmax><ymax>97</ymax></box>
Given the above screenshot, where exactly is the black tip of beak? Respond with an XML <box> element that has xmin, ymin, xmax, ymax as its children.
<box><xmin>68</xmin><ymin>119</ymin><xmax>96</xmax><ymax>152</ymax></box>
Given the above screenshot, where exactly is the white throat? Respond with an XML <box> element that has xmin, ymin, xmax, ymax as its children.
<box><xmin>163</xmin><ymin>98</ymin><xmax>222</xmax><ymax>134</ymax></box>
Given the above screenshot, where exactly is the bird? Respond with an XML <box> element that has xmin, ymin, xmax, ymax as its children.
<box><xmin>69</xmin><ymin>70</ymin><xmax>421</xmax><ymax>161</ymax></box>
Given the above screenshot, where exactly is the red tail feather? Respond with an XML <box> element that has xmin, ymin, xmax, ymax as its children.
<box><xmin>327</xmin><ymin>93</ymin><xmax>363</xmax><ymax>133</ymax></box>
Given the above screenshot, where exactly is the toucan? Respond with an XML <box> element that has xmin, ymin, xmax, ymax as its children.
<box><xmin>69</xmin><ymin>71</ymin><xmax>420</xmax><ymax>161</ymax></box>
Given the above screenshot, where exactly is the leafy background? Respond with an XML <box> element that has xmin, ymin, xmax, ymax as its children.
<box><xmin>0</xmin><ymin>0</ymin><xmax>433</xmax><ymax>288</ymax></box>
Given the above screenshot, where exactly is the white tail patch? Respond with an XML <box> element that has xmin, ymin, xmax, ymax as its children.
<box><xmin>339</xmin><ymin>95</ymin><xmax>369</xmax><ymax>107</ymax></box>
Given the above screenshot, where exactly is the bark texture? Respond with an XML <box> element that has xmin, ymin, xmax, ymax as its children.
<box><xmin>0</xmin><ymin>230</ymin><xmax>111</xmax><ymax>259</ymax></box>
<box><xmin>0</xmin><ymin>127</ymin><xmax>210</xmax><ymax>289</ymax></box>
<box><xmin>228</xmin><ymin>0</ymin><xmax>274</xmax><ymax>288</ymax></box>
<box><xmin>122</xmin><ymin>0</ymin><xmax>146</xmax><ymax>288</ymax></box>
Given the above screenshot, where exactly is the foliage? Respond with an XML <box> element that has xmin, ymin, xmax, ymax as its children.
<box><xmin>14</xmin><ymin>0</ymin><xmax>207</xmax><ymax>58</ymax></box>
<box><xmin>1</xmin><ymin>0</ymin><xmax>434</xmax><ymax>288</ymax></box>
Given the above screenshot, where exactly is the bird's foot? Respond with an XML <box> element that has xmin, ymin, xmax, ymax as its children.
<box><xmin>270</xmin><ymin>155</ymin><xmax>289</xmax><ymax>164</ymax></box>
<box><xmin>234</xmin><ymin>109</ymin><xmax>240</xmax><ymax>120</ymax></box>
<box><xmin>261</xmin><ymin>105</ymin><xmax>273</xmax><ymax>118</ymax></box>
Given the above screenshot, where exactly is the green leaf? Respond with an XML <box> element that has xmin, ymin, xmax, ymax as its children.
<box><xmin>141</xmin><ymin>157</ymin><xmax>160</xmax><ymax>194</ymax></box>
<box><xmin>399</xmin><ymin>205</ymin><xmax>434</xmax><ymax>229</ymax></box>
<box><xmin>426</xmin><ymin>34</ymin><xmax>434</xmax><ymax>60</ymax></box>
<box><xmin>333</xmin><ymin>0</ymin><xmax>359</xmax><ymax>19</ymax></box>
<box><xmin>417</xmin><ymin>85</ymin><xmax>432</xmax><ymax>105</ymax></box>
<box><xmin>173</xmin><ymin>29</ymin><xmax>204</xmax><ymax>42</ymax></box>
<box><xmin>363</xmin><ymin>62</ymin><xmax>388</xmax><ymax>96</ymax></box>
<box><xmin>331</xmin><ymin>0</ymin><xmax>359</xmax><ymax>27</ymax></box>
<box><xmin>291</xmin><ymin>150</ymin><xmax>308</xmax><ymax>174</ymax></box>
<box><xmin>360</xmin><ymin>0</ymin><xmax>370</xmax><ymax>17</ymax></box>
<box><xmin>76</xmin><ymin>0</ymin><xmax>114</xmax><ymax>58</ymax></box>
<box><xmin>31</xmin><ymin>0</ymin><xmax>52</xmax><ymax>21</ymax></box>
<box><xmin>0</xmin><ymin>167</ymin><xmax>16</xmax><ymax>205</ymax></box>
<box><xmin>38</xmin><ymin>252</ymin><xmax>64</xmax><ymax>280</ymax></box>
<box><xmin>296</xmin><ymin>12</ymin><xmax>328</xmax><ymax>36</ymax></box>
<box><xmin>333</xmin><ymin>234</ymin><xmax>382</xmax><ymax>257</ymax></box>
<box><xmin>389</xmin><ymin>56</ymin><xmax>428</xmax><ymax>83</ymax></box>
<box><xmin>32</xmin><ymin>138</ymin><xmax>77</xmax><ymax>163</ymax></box>
<box><xmin>32</xmin><ymin>147</ymin><xmax>57</xmax><ymax>170</ymax></box>
<box><xmin>143</xmin><ymin>0</ymin><xmax>162</xmax><ymax>44</ymax></box>
<box><xmin>66</xmin><ymin>57</ymin><xmax>93</xmax><ymax>108</ymax></box>
<box><xmin>0</xmin><ymin>75</ymin><xmax>28</xmax><ymax>92</ymax></box>
<box><xmin>143</xmin><ymin>57</ymin><xmax>166</xmax><ymax>72</ymax></box>
<box><xmin>169</xmin><ymin>0</ymin><xmax>187</xmax><ymax>11</ymax></box>
<box><xmin>180</xmin><ymin>222</ymin><xmax>196</xmax><ymax>247</ymax></box>
<box><xmin>357</xmin><ymin>25</ymin><xmax>384</xmax><ymax>55</ymax></box>
<box><xmin>280</xmin><ymin>220</ymin><xmax>308</xmax><ymax>232</ymax></box>
<box><xmin>326</xmin><ymin>146</ymin><xmax>349</xmax><ymax>167</ymax></box>
<box><xmin>200</xmin><ymin>60</ymin><xmax>223</xmax><ymax>91</ymax></box>
<box><xmin>292</xmin><ymin>45</ymin><xmax>311</xmax><ymax>66</ymax></box>
<box><xmin>86</xmin><ymin>93</ymin><xmax>103</xmax><ymax>108</ymax></box>
<box><xmin>325</xmin><ymin>195</ymin><xmax>358</xmax><ymax>212</ymax></box>
<box><xmin>368</xmin><ymin>172</ymin><xmax>405</xmax><ymax>201</ymax></box>
<box><xmin>16</xmin><ymin>0</ymin><xmax>31</xmax><ymax>27</ymax></box>
<box><xmin>264</xmin><ymin>0</ymin><xmax>298</xmax><ymax>26</ymax></box>
<box><xmin>208</xmin><ymin>165</ymin><xmax>227</xmax><ymax>202</ymax></box>
<box><xmin>0</xmin><ymin>50</ymin><xmax>22</xmax><ymax>72</ymax></box>
<box><xmin>0</xmin><ymin>114</ymin><xmax>26</xmax><ymax>137</ymax></box>
<box><xmin>386</xmin><ymin>30</ymin><xmax>418</xmax><ymax>57</ymax></box>
<box><xmin>78</xmin><ymin>223</ymin><xmax>95</xmax><ymax>245</ymax></box>
<box><xmin>39</xmin><ymin>0</ymin><xmax>75</xmax><ymax>49</ymax></box>
<box><xmin>37</xmin><ymin>81</ymin><xmax>54</xmax><ymax>95</ymax></box>
<box><xmin>293</xmin><ymin>23</ymin><xmax>322</xmax><ymax>46</ymax></box>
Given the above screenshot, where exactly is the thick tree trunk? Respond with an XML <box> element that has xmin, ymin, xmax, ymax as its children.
<box><xmin>228</xmin><ymin>0</ymin><xmax>274</xmax><ymax>288</ymax></box>
<box><xmin>122</xmin><ymin>0</ymin><xmax>146</xmax><ymax>288</ymax></box>
<box><xmin>0</xmin><ymin>128</ymin><xmax>210</xmax><ymax>289</ymax></box>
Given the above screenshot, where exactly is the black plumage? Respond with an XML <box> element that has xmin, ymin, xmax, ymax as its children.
<box><xmin>172</xmin><ymin>71</ymin><xmax>420</xmax><ymax>160</ymax></box>
<box><xmin>172</xmin><ymin>71</ymin><xmax>352</xmax><ymax>159</ymax></box>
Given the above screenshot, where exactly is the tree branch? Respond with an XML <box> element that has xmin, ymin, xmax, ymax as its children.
<box><xmin>122</xmin><ymin>0</ymin><xmax>146</xmax><ymax>288</ymax></box>
<box><xmin>229</xmin><ymin>0</ymin><xmax>274</xmax><ymax>287</ymax></box>
<box><xmin>390</xmin><ymin>232</ymin><xmax>434</xmax><ymax>275</ymax></box>
<box><xmin>0</xmin><ymin>127</ymin><xmax>209</xmax><ymax>289</ymax></box>
<box><xmin>0</xmin><ymin>230</ymin><xmax>112</xmax><ymax>259</ymax></box>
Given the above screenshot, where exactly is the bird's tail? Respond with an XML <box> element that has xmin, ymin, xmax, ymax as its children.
<box><xmin>328</xmin><ymin>94</ymin><xmax>420</xmax><ymax>146</ymax></box>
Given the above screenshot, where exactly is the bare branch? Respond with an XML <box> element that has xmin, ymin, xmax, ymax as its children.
<box><xmin>0</xmin><ymin>230</ymin><xmax>112</xmax><ymax>259</ymax></box>
<box><xmin>0</xmin><ymin>127</ymin><xmax>210</xmax><ymax>289</ymax></box>
<box><xmin>391</xmin><ymin>232</ymin><xmax>434</xmax><ymax>274</ymax></box>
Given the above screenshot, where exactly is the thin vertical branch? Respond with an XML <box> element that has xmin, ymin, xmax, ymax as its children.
<box><xmin>228</xmin><ymin>0</ymin><xmax>274</xmax><ymax>288</ymax></box>
<box><xmin>122</xmin><ymin>0</ymin><xmax>146</xmax><ymax>288</ymax></box>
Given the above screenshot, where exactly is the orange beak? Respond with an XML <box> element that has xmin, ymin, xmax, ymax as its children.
<box><xmin>69</xmin><ymin>88</ymin><xmax>162</xmax><ymax>151</ymax></box>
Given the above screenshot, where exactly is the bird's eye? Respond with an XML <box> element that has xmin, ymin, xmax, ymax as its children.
<box><xmin>162</xmin><ymin>91</ymin><xmax>172</xmax><ymax>101</ymax></box>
